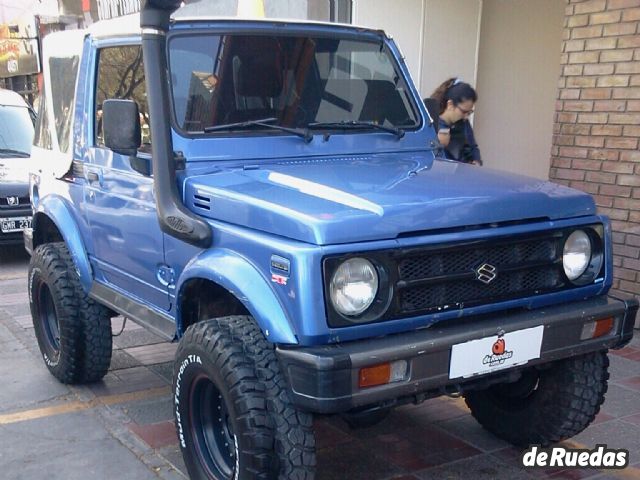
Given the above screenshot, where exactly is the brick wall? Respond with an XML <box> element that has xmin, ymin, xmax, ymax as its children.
<box><xmin>550</xmin><ymin>0</ymin><xmax>640</xmax><ymax>316</ymax></box>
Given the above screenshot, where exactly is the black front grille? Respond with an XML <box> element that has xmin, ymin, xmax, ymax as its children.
<box><xmin>324</xmin><ymin>226</ymin><xmax>605</xmax><ymax>327</ymax></box>
<box><xmin>0</xmin><ymin>196</ymin><xmax>29</xmax><ymax>209</ymax></box>
<box><xmin>398</xmin><ymin>240</ymin><xmax>557</xmax><ymax>280</ymax></box>
<box><xmin>395</xmin><ymin>235</ymin><xmax>565</xmax><ymax>316</ymax></box>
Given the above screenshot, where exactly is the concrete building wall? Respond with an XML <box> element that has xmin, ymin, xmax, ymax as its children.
<box><xmin>419</xmin><ymin>0</ymin><xmax>481</xmax><ymax>97</ymax></box>
<box><xmin>549</xmin><ymin>0</ymin><xmax>640</xmax><ymax>303</ymax></box>
<box><xmin>475</xmin><ymin>0</ymin><xmax>565</xmax><ymax>178</ymax></box>
<box><xmin>352</xmin><ymin>0</ymin><xmax>425</xmax><ymax>84</ymax></box>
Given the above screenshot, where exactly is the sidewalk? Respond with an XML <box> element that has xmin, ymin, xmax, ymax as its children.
<box><xmin>1</xmin><ymin>245</ymin><xmax>639</xmax><ymax>480</ymax></box>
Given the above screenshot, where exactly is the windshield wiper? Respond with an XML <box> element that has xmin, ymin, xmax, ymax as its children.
<box><xmin>0</xmin><ymin>148</ymin><xmax>29</xmax><ymax>157</ymax></box>
<box><xmin>307</xmin><ymin>120</ymin><xmax>405</xmax><ymax>139</ymax></box>
<box><xmin>203</xmin><ymin>117</ymin><xmax>312</xmax><ymax>143</ymax></box>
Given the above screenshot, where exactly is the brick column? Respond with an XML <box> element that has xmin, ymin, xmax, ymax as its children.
<box><xmin>550</xmin><ymin>0</ymin><xmax>640</xmax><ymax>319</ymax></box>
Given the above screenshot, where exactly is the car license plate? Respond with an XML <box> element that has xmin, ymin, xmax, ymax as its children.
<box><xmin>449</xmin><ymin>325</ymin><xmax>544</xmax><ymax>379</ymax></box>
<box><xmin>0</xmin><ymin>216</ymin><xmax>32</xmax><ymax>233</ymax></box>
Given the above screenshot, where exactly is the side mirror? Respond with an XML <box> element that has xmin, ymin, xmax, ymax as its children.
<box><xmin>103</xmin><ymin>99</ymin><xmax>141</xmax><ymax>156</ymax></box>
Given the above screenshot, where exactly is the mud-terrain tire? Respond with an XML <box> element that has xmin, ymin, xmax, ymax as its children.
<box><xmin>173</xmin><ymin>315</ymin><xmax>316</xmax><ymax>480</ymax></box>
<box><xmin>341</xmin><ymin>408</ymin><xmax>390</xmax><ymax>429</ymax></box>
<box><xmin>464</xmin><ymin>351</ymin><xmax>609</xmax><ymax>447</ymax></box>
<box><xmin>29</xmin><ymin>242</ymin><xmax>112</xmax><ymax>383</ymax></box>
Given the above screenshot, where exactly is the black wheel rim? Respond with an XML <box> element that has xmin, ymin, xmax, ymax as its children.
<box><xmin>189</xmin><ymin>374</ymin><xmax>236</xmax><ymax>478</ymax></box>
<box><xmin>36</xmin><ymin>281</ymin><xmax>61</xmax><ymax>355</ymax></box>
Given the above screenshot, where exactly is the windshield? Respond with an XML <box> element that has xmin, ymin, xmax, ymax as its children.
<box><xmin>169</xmin><ymin>32</ymin><xmax>420</xmax><ymax>134</ymax></box>
<box><xmin>0</xmin><ymin>105</ymin><xmax>34</xmax><ymax>156</ymax></box>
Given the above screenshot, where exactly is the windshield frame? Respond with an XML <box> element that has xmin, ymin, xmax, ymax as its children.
<box><xmin>166</xmin><ymin>22</ymin><xmax>423</xmax><ymax>140</ymax></box>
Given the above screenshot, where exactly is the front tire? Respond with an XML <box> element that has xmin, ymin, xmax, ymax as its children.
<box><xmin>464</xmin><ymin>351</ymin><xmax>609</xmax><ymax>447</ymax></box>
<box><xmin>29</xmin><ymin>242</ymin><xmax>112</xmax><ymax>383</ymax></box>
<box><xmin>173</xmin><ymin>316</ymin><xmax>316</xmax><ymax>479</ymax></box>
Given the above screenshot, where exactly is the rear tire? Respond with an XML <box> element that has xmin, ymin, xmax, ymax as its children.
<box><xmin>29</xmin><ymin>242</ymin><xmax>112</xmax><ymax>383</ymax></box>
<box><xmin>464</xmin><ymin>352</ymin><xmax>609</xmax><ymax>447</ymax></box>
<box><xmin>173</xmin><ymin>315</ymin><xmax>316</xmax><ymax>479</ymax></box>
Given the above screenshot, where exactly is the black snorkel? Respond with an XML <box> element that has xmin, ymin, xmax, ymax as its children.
<box><xmin>140</xmin><ymin>0</ymin><xmax>212</xmax><ymax>247</ymax></box>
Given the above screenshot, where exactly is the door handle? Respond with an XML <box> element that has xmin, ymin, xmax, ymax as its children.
<box><xmin>85</xmin><ymin>168</ymin><xmax>103</xmax><ymax>186</ymax></box>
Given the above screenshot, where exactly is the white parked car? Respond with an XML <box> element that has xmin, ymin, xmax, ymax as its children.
<box><xmin>0</xmin><ymin>89</ymin><xmax>35</xmax><ymax>244</ymax></box>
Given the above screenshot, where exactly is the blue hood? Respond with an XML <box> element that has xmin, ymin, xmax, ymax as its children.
<box><xmin>184</xmin><ymin>152</ymin><xmax>596</xmax><ymax>245</ymax></box>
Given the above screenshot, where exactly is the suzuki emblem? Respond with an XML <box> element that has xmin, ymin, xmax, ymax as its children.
<box><xmin>475</xmin><ymin>263</ymin><xmax>497</xmax><ymax>284</ymax></box>
<box><xmin>6</xmin><ymin>196</ymin><xmax>18</xmax><ymax>206</ymax></box>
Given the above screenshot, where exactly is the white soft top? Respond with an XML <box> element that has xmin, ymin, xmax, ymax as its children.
<box><xmin>84</xmin><ymin>12</ymin><xmax>382</xmax><ymax>40</ymax></box>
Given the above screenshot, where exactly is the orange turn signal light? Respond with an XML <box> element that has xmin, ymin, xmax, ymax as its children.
<box><xmin>580</xmin><ymin>316</ymin><xmax>614</xmax><ymax>340</ymax></box>
<box><xmin>359</xmin><ymin>363</ymin><xmax>391</xmax><ymax>388</ymax></box>
<box><xmin>593</xmin><ymin>317</ymin><xmax>614</xmax><ymax>338</ymax></box>
<box><xmin>358</xmin><ymin>360</ymin><xmax>408</xmax><ymax>388</ymax></box>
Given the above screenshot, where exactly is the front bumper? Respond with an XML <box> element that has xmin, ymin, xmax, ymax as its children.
<box><xmin>276</xmin><ymin>295</ymin><xmax>638</xmax><ymax>414</ymax></box>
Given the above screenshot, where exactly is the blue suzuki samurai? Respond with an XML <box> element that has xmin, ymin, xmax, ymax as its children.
<box><xmin>26</xmin><ymin>1</ymin><xmax>637</xmax><ymax>478</ymax></box>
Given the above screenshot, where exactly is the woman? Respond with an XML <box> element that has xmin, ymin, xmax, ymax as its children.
<box><xmin>425</xmin><ymin>78</ymin><xmax>482</xmax><ymax>166</ymax></box>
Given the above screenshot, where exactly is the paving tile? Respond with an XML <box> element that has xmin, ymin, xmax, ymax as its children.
<box><xmin>438</xmin><ymin>413</ymin><xmax>511</xmax><ymax>452</ymax></box>
<box><xmin>404</xmin><ymin>396</ymin><xmax>470</xmax><ymax>424</ymax></box>
<box><xmin>620</xmin><ymin>412</ymin><xmax>640</xmax><ymax>427</ymax></box>
<box><xmin>492</xmin><ymin>445</ymin><xmax>525</xmax><ymax>460</ymax></box>
<box><xmin>129</xmin><ymin>420</ymin><xmax>178</xmax><ymax>449</ymax></box>
<box><xmin>414</xmin><ymin>452</ymin><xmax>533</xmax><ymax>480</ymax></box>
<box><xmin>148</xmin><ymin>361</ymin><xmax>174</xmax><ymax>384</ymax></box>
<box><xmin>119</xmin><ymin>395</ymin><xmax>173</xmax><ymax>425</ymax></box>
<box><xmin>113</xmin><ymin>327</ymin><xmax>165</xmax><ymax>349</ymax></box>
<box><xmin>1</xmin><ymin>302</ymin><xmax>31</xmax><ymax>317</ymax></box>
<box><xmin>157</xmin><ymin>444</ymin><xmax>187</xmax><ymax>476</ymax></box>
<box><xmin>0</xmin><ymin>348</ymin><xmax>70</xmax><ymax>413</ymax></box>
<box><xmin>112</xmin><ymin>315</ymin><xmax>144</xmax><ymax>334</ymax></box>
<box><xmin>314</xmin><ymin>416</ymin><xmax>355</xmax><ymax>449</ymax></box>
<box><xmin>89</xmin><ymin>366</ymin><xmax>167</xmax><ymax>397</ymax></box>
<box><xmin>591</xmin><ymin>410</ymin><xmax>616</xmax><ymax>425</ymax></box>
<box><xmin>0</xmin><ymin>319</ymin><xmax>16</xmax><ymax>343</ymax></box>
<box><xmin>110</xmin><ymin>349</ymin><xmax>142</xmax><ymax>370</ymax></box>
<box><xmin>608</xmin><ymin>354</ymin><xmax>640</xmax><ymax>379</ymax></box>
<box><xmin>361</xmin><ymin>423</ymin><xmax>482</xmax><ymax>471</ymax></box>
<box><xmin>316</xmin><ymin>441</ymin><xmax>405</xmax><ymax>480</ymax></box>
<box><xmin>0</xmin><ymin>278</ymin><xmax>27</xmax><ymax>294</ymax></box>
<box><xmin>0</xmin><ymin>410</ymin><xmax>159</xmax><ymax>480</ymax></box>
<box><xmin>0</xmin><ymin>292</ymin><xmax>29</xmax><ymax>306</ymax></box>
<box><xmin>125</xmin><ymin>342</ymin><xmax>178</xmax><ymax>365</ymax></box>
<box><xmin>617</xmin><ymin>375</ymin><xmax>640</xmax><ymax>392</ymax></box>
<box><xmin>384</xmin><ymin>476</ymin><xmax>421</xmax><ymax>480</ymax></box>
<box><xmin>546</xmin><ymin>468</ymin><xmax>601</xmax><ymax>479</ymax></box>
<box><xmin>13</xmin><ymin>314</ymin><xmax>33</xmax><ymax>330</ymax></box>
<box><xmin>623</xmin><ymin>351</ymin><xmax>640</xmax><ymax>362</ymax></box>
<box><xmin>610</xmin><ymin>345</ymin><xmax>637</xmax><ymax>358</ymax></box>
<box><xmin>597</xmin><ymin>384</ymin><xmax>640</xmax><ymax>418</ymax></box>
<box><xmin>572</xmin><ymin>419</ymin><xmax>640</xmax><ymax>454</ymax></box>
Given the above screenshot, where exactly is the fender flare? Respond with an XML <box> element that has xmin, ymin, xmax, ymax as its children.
<box><xmin>33</xmin><ymin>195</ymin><xmax>93</xmax><ymax>293</ymax></box>
<box><xmin>176</xmin><ymin>249</ymin><xmax>298</xmax><ymax>344</ymax></box>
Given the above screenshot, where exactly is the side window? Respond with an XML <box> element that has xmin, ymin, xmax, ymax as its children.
<box><xmin>49</xmin><ymin>55</ymin><xmax>79</xmax><ymax>153</ymax></box>
<box><xmin>95</xmin><ymin>45</ymin><xmax>151</xmax><ymax>153</ymax></box>
<box><xmin>34</xmin><ymin>88</ymin><xmax>52</xmax><ymax>149</ymax></box>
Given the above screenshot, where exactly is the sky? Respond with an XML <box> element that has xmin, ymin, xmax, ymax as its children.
<box><xmin>0</xmin><ymin>0</ymin><xmax>58</xmax><ymax>24</ymax></box>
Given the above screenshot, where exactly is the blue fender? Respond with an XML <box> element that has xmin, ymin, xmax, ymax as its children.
<box><xmin>176</xmin><ymin>249</ymin><xmax>298</xmax><ymax>344</ymax></box>
<box><xmin>34</xmin><ymin>195</ymin><xmax>93</xmax><ymax>293</ymax></box>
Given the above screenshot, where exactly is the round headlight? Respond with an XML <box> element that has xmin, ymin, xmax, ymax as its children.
<box><xmin>563</xmin><ymin>230</ymin><xmax>592</xmax><ymax>281</ymax></box>
<box><xmin>330</xmin><ymin>258</ymin><xmax>379</xmax><ymax>316</ymax></box>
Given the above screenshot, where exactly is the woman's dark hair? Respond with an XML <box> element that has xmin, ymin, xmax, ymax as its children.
<box><xmin>430</xmin><ymin>77</ymin><xmax>477</xmax><ymax>114</ymax></box>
